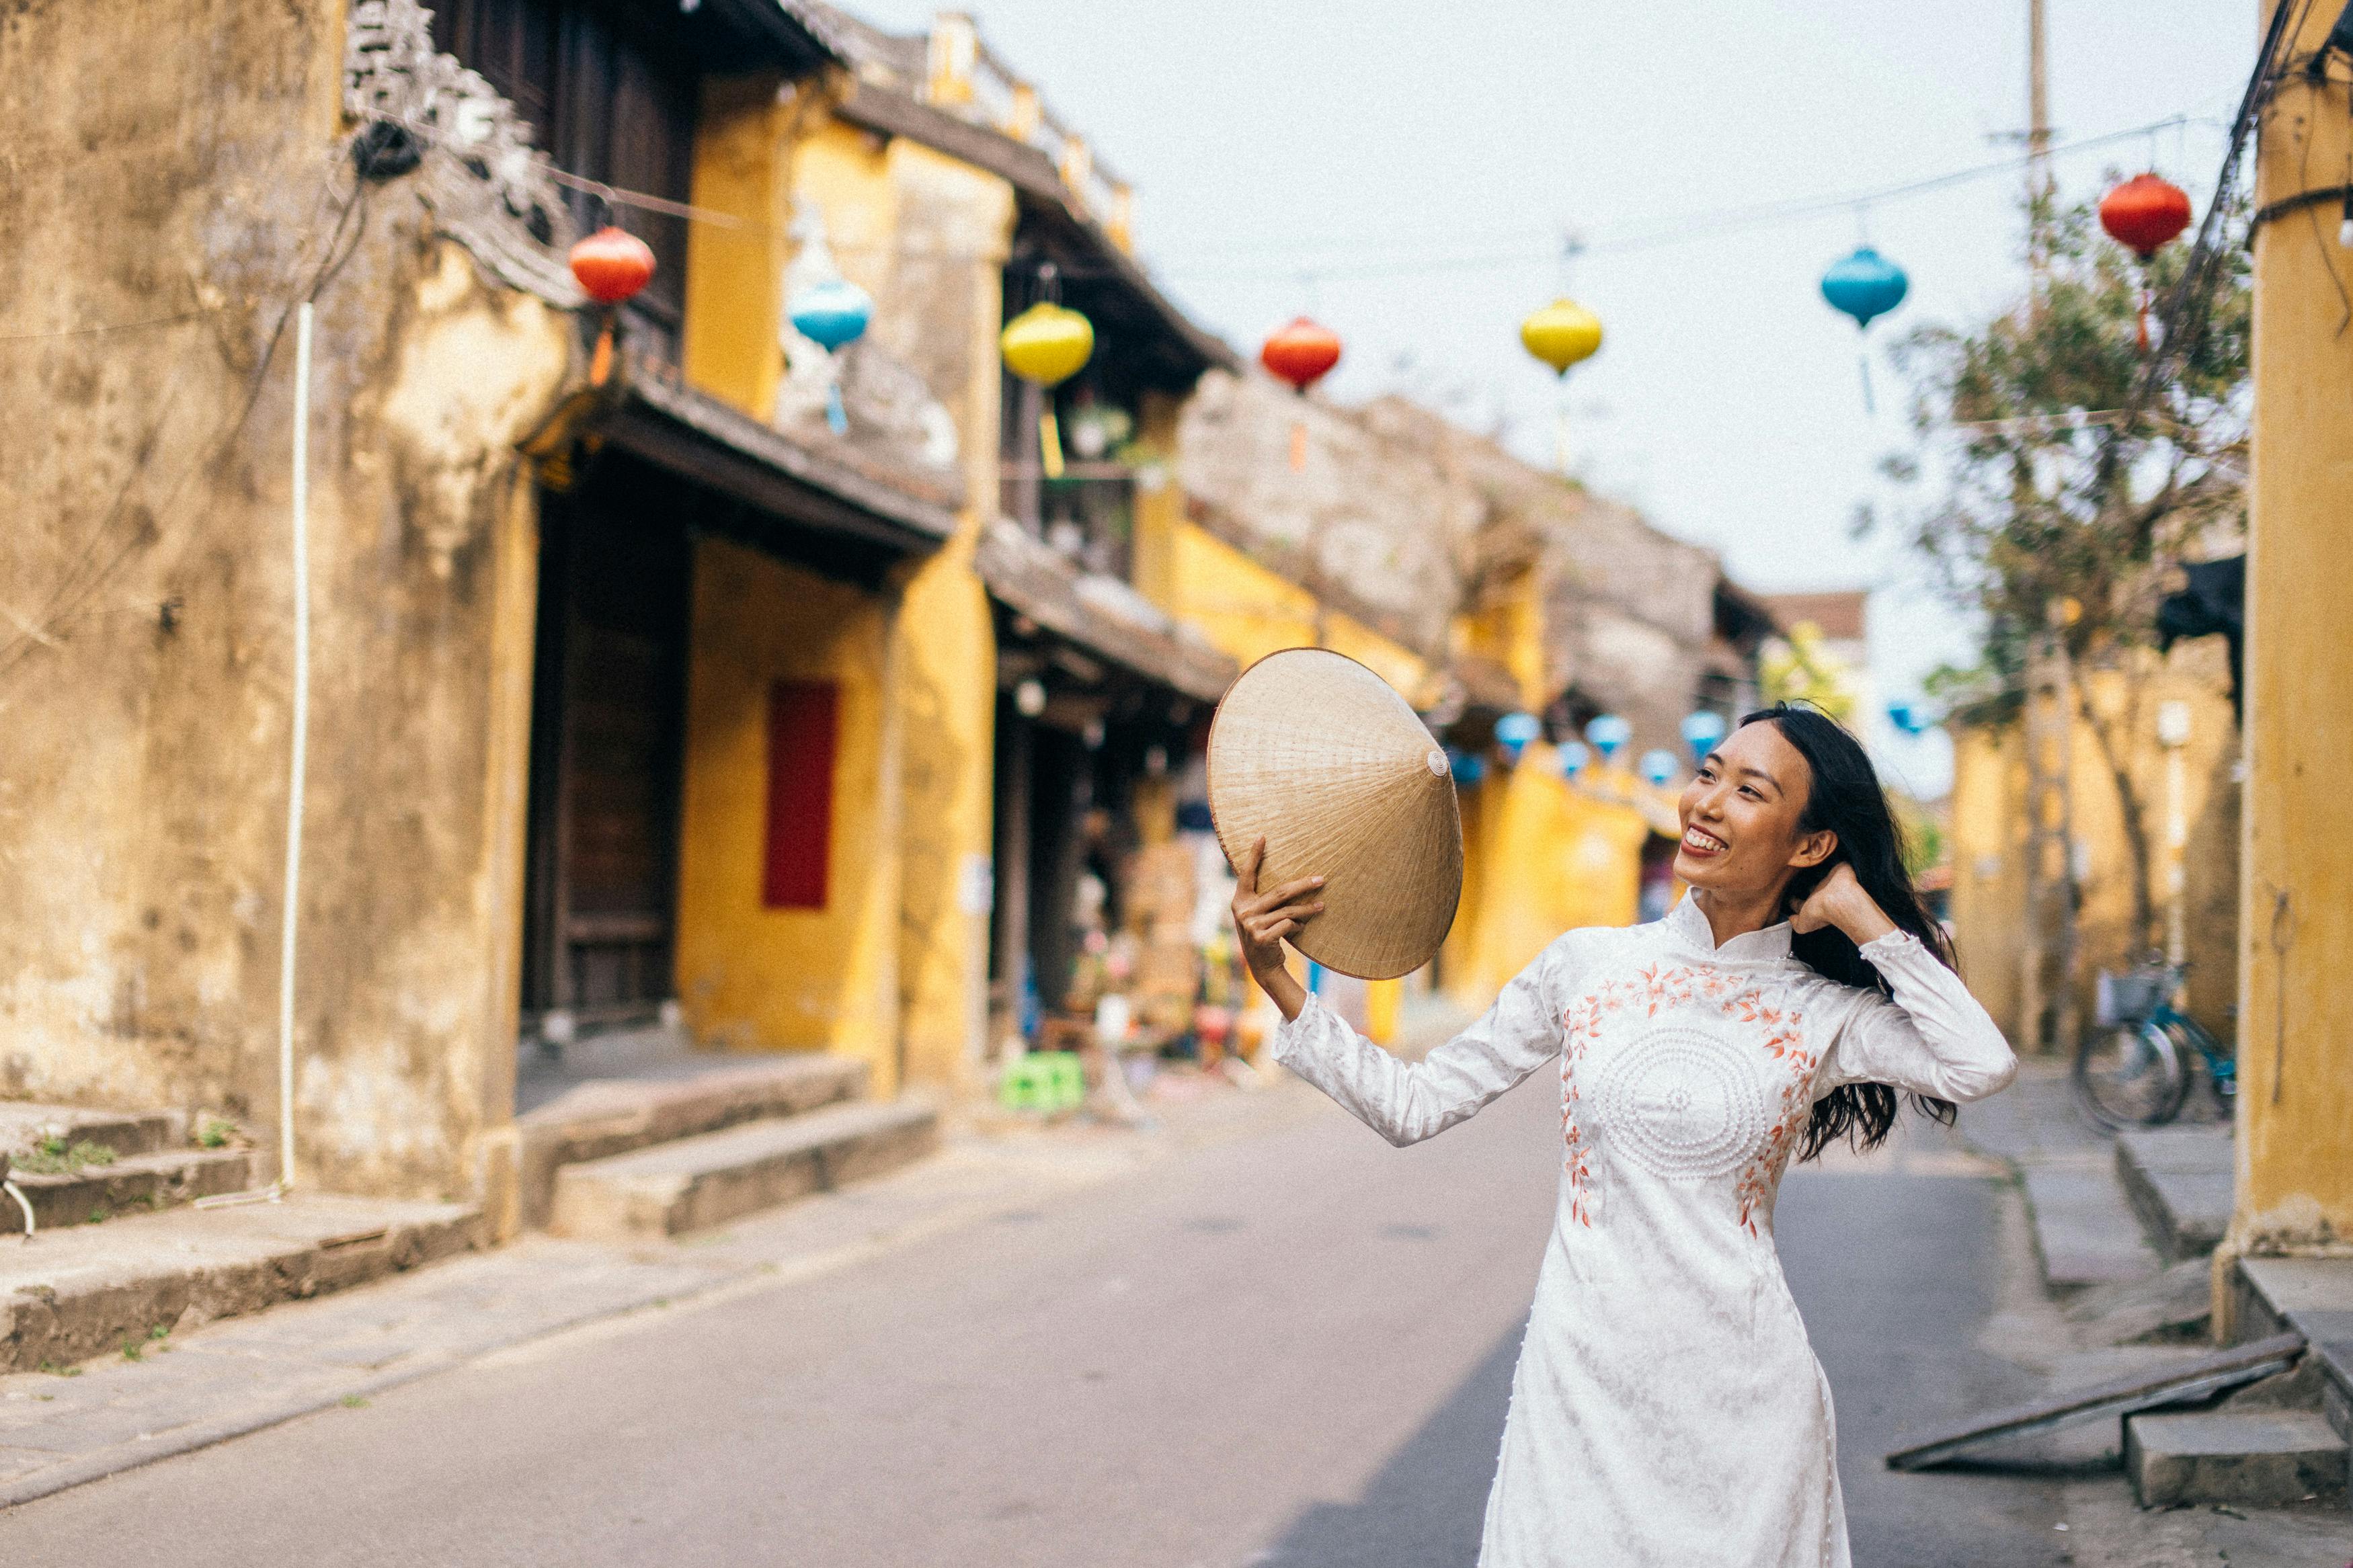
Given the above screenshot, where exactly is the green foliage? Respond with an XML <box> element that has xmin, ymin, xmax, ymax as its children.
<box><xmin>14</xmin><ymin>1137</ymin><xmax>118</xmax><ymax>1175</ymax></box>
<box><xmin>1759</xmin><ymin>622</ymin><xmax>1858</xmax><ymax>722</ymax></box>
<box><xmin>196</xmin><ymin>1117</ymin><xmax>234</xmax><ymax>1150</ymax></box>
<box><xmin>1874</xmin><ymin>186</ymin><xmax>2249</xmax><ymax>672</ymax></box>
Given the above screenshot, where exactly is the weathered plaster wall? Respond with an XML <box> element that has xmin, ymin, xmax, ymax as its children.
<box><xmin>1946</xmin><ymin>644</ymin><xmax>2241</xmax><ymax>1050</ymax></box>
<box><xmin>863</xmin><ymin>140</ymin><xmax>1015</xmax><ymax>1091</ymax></box>
<box><xmin>2235</xmin><ymin>8</ymin><xmax>2353</xmax><ymax>1254</ymax></box>
<box><xmin>0</xmin><ymin>0</ymin><xmax>571</xmax><ymax>1200</ymax></box>
<box><xmin>1173</xmin><ymin>370</ymin><xmax>1476</xmax><ymax>659</ymax></box>
<box><xmin>1176</xmin><ymin>372</ymin><xmax>1741</xmax><ymax>756</ymax></box>
<box><xmin>674</xmin><ymin>538</ymin><xmax>902</xmax><ymax>1079</ymax></box>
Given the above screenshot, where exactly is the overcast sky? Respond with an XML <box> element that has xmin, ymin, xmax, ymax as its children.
<box><xmin>849</xmin><ymin>1</ymin><xmax>2256</xmax><ymax>793</ymax></box>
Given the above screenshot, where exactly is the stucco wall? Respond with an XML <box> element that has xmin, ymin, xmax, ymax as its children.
<box><xmin>674</xmin><ymin>538</ymin><xmax>902</xmax><ymax>1077</ymax></box>
<box><xmin>1946</xmin><ymin>643</ymin><xmax>2241</xmax><ymax>1051</ymax></box>
<box><xmin>0</xmin><ymin>0</ymin><xmax>571</xmax><ymax>1200</ymax></box>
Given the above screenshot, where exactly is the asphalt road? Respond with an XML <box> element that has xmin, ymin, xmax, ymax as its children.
<box><xmin>3</xmin><ymin>1074</ymin><xmax>2071</xmax><ymax>1567</ymax></box>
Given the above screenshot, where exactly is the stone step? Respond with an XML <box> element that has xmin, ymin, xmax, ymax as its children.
<box><xmin>2126</xmin><ymin>1409</ymin><xmax>2348</xmax><ymax>1508</ymax></box>
<box><xmin>2229</xmin><ymin>1255</ymin><xmax>2353</xmax><ymax>1447</ymax></box>
<box><xmin>2115</xmin><ymin>1126</ymin><xmax>2233</xmax><ymax>1260</ymax></box>
<box><xmin>0</xmin><ymin>1194</ymin><xmax>479</xmax><ymax>1374</ymax></box>
<box><xmin>548</xmin><ymin>1096</ymin><xmax>939</xmax><ymax>1241</ymax></box>
<box><xmin>516</xmin><ymin>1054</ymin><xmax>869</xmax><ymax>1229</ymax></box>
<box><xmin>0</xmin><ymin>1103</ymin><xmax>185</xmax><ymax>1160</ymax></box>
<box><xmin>6</xmin><ymin>1147</ymin><xmax>255</xmax><ymax>1231</ymax></box>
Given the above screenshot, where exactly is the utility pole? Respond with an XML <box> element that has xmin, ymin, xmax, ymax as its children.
<box><xmin>2018</xmin><ymin>620</ymin><xmax>2079</xmax><ymax>1054</ymax></box>
<box><xmin>2026</xmin><ymin>0</ymin><xmax>2055</xmax><ymax>271</ymax></box>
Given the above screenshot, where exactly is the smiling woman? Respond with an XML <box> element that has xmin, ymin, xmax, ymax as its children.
<box><xmin>1231</xmin><ymin>700</ymin><xmax>2014</xmax><ymax>1567</ymax></box>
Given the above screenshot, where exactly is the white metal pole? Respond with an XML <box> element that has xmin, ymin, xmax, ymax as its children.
<box><xmin>279</xmin><ymin>300</ymin><xmax>313</xmax><ymax>1196</ymax></box>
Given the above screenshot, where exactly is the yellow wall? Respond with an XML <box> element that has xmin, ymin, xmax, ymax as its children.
<box><xmin>2236</xmin><ymin>9</ymin><xmax>2353</xmax><ymax>1254</ymax></box>
<box><xmin>1154</xmin><ymin>519</ymin><xmax>1427</xmax><ymax>692</ymax></box>
<box><xmin>1454</xmin><ymin>565</ymin><xmax>1546</xmax><ymax>708</ymax></box>
<box><xmin>1946</xmin><ymin>647</ymin><xmax>2240</xmax><ymax>1052</ymax></box>
<box><xmin>674</xmin><ymin>538</ymin><xmax>903</xmax><ymax>1087</ymax></box>
<box><xmin>683</xmin><ymin>73</ymin><xmax>799</xmax><ymax>419</ymax></box>
<box><xmin>1443</xmin><ymin>745</ymin><xmax>1648</xmax><ymax>1008</ymax></box>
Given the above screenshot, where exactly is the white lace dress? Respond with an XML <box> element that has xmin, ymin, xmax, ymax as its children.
<box><xmin>1271</xmin><ymin>894</ymin><xmax>2016</xmax><ymax>1568</ymax></box>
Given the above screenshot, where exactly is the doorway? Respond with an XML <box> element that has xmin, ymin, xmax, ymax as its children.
<box><xmin>521</xmin><ymin>459</ymin><xmax>693</xmax><ymax>1037</ymax></box>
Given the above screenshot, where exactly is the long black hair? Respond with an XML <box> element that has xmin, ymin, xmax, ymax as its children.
<box><xmin>1739</xmin><ymin>704</ymin><xmax>1959</xmax><ymax>1161</ymax></box>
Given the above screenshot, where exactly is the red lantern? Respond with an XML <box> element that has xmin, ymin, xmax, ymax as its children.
<box><xmin>1261</xmin><ymin>316</ymin><xmax>1342</xmax><ymax>393</ymax></box>
<box><xmin>1260</xmin><ymin>317</ymin><xmax>1341</xmax><ymax>471</ymax></box>
<box><xmin>2098</xmin><ymin>175</ymin><xmax>2192</xmax><ymax>260</ymax></box>
<box><xmin>568</xmin><ymin>226</ymin><xmax>656</xmax><ymax>304</ymax></box>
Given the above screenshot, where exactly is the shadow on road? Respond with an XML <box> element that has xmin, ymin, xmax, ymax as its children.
<box><xmin>1252</xmin><ymin>1318</ymin><xmax>1523</xmax><ymax>1567</ymax></box>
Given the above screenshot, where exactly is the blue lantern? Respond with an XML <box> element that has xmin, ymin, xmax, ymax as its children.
<box><xmin>1679</xmin><ymin>710</ymin><xmax>1728</xmax><ymax>768</ymax></box>
<box><xmin>1820</xmin><ymin>245</ymin><xmax>1909</xmax><ymax>414</ymax></box>
<box><xmin>1494</xmin><ymin>711</ymin><xmax>1542</xmax><ymax>764</ymax></box>
<box><xmin>1639</xmin><ymin>749</ymin><xmax>1679</xmax><ymax>786</ymax></box>
<box><xmin>1583</xmin><ymin>713</ymin><xmax>1632</xmax><ymax>763</ymax></box>
<box><xmin>789</xmin><ymin>276</ymin><xmax>874</xmax><ymax>434</ymax></box>
<box><xmin>1447</xmin><ymin>747</ymin><xmax>1486</xmax><ymax>786</ymax></box>
<box><xmin>1558</xmin><ymin>740</ymin><xmax>1591</xmax><ymax>781</ymax></box>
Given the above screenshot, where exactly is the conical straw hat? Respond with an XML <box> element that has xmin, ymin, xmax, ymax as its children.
<box><xmin>1207</xmin><ymin>648</ymin><xmax>1462</xmax><ymax>981</ymax></box>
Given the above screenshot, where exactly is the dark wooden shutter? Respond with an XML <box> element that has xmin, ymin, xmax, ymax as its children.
<box><xmin>764</xmin><ymin>682</ymin><xmax>838</xmax><ymax>910</ymax></box>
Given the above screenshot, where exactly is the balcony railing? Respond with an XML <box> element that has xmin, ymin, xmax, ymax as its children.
<box><xmin>1002</xmin><ymin>463</ymin><xmax>1136</xmax><ymax>583</ymax></box>
<box><xmin>921</xmin><ymin>15</ymin><xmax>1134</xmax><ymax>247</ymax></box>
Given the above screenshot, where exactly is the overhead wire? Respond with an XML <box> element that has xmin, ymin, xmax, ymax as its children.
<box><xmin>1152</xmin><ymin>113</ymin><xmax>2233</xmax><ymax>282</ymax></box>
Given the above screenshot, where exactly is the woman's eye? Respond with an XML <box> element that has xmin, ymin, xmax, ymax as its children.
<box><xmin>1739</xmin><ymin>786</ymin><xmax>1761</xmax><ymax>800</ymax></box>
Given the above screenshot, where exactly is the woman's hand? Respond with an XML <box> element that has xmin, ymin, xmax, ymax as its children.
<box><xmin>1791</xmin><ymin>862</ymin><xmax>1898</xmax><ymax>946</ymax></box>
<box><xmin>1230</xmin><ymin>837</ymin><xmax>1321</xmax><ymax>1022</ymax></box>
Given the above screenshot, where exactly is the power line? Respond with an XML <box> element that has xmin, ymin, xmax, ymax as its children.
<box><xmin>1155</xmin><ymin>112</ymin><xmax>2230</xmax><ymax>282</ymax></box>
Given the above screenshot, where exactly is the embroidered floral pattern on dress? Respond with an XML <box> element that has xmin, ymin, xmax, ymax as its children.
<box><xmin>1561</xmin><ymin>962</ymin><xmax>1810</xmax><ymax>1230</ymax></box>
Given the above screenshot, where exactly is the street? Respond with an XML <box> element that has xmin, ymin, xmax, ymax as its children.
<box><xmin>6</xmin><ymin>1075</ymin><xmax>2096</xmax><ymax>1567</ymax></box>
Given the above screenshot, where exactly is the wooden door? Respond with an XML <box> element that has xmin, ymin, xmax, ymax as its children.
<box><xmin>522</xmin><ymin>481</ymin><xmax>691</xmax><ymax>1026</ymax></box>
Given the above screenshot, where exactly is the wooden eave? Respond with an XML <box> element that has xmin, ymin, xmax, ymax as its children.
<box><xmin>599</xmin><ymin>358</ymin><xmax>959</xmax><ymax>572</ymax></box>
<box><xmin>975</xmin><ymin>520</ymin><xmax>1236</xmax><ymax>704</ymax></box>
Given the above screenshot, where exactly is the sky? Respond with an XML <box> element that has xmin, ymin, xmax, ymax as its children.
<box><xmin>849</xmin><ymin>1</ymin><xmax>2258</xmax><ymax>794</ymax></box>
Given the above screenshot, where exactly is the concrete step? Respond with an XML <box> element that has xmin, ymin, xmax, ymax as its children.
<box><xmin>2115</xmin><ymin>1126</ymin><xmax>2233</xmax><ymax>1260</ymax></box>
<box><xmin>549</xmin><ymin>1096</ymin><xmax>939</xmax><ymax>1241</ymax></box>
<box><xmin>516</xmin><ymin>1054</ymin><xmax>869</xmax><ymax>1229</ymax></box>
<box><xmin>6</xmin><ymin>1147</ymin><xmax>255</xmax><ymax>1231</ymax></box>
<box><xmin>2022</xmin><ymin>1164</ymin><xmax>2163</xmax><ymax>1289</ymax></box>
<box><xmin>2230</xmin><ymin>1255</ymin><xmax>2353</xmax><ymax>1446</ymax></box>
<box><xmin>0</xmin><ymin>1194</ymin><xmax>479</xmax><ymax>1374</ymax></box>
<box><xmin>2126</xmin><ymin>1409</ymin><xmax>2348</xmax><ymax>1507</ymax></box>
<box><xmin>0</xmin><ymin>1103</ymin><xmax>185</xmax><ymax>1159</ymax></box>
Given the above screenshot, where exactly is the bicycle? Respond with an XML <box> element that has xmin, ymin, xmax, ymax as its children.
<box><xmin>2071</xmin><ymin>960</ymin><xmax>2237</xmax><ymax>1130</ymax></box>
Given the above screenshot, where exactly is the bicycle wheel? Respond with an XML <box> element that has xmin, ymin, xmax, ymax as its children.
<box><xmin>2164</xmin><ymin>1019</ymin><xmax>2237</xmax><ymax>1116</ymax></box>
<box><xmin>2074</xmin><ymin>1020</ymin><xmax>2187</xmax><ymax>1130</ymax></box>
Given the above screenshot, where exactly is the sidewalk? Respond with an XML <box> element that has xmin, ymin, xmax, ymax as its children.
<box><xmin>0</xmin><ymin>1074</ymin><xmax>1318</xmax><ymax>1509</ymax></box>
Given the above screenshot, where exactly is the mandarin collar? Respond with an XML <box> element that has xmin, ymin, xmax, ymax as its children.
<box><xmin>1664</xmin><ymin>891</ymin><xmax>1795</xmax><ymax>966</ymax></box>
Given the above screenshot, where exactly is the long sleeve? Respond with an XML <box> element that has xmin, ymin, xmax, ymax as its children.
<box><xmin>1815</xmin><ymin>930</ymin><xmax>2017</xmax><ymax>1104</ymax></box>
<box><xmin>1269</xmin><ymin>936</ymin><xmax>1577</xmax><ymax>1147</ymax></box>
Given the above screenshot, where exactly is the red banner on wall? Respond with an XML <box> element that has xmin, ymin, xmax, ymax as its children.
<box><xmin>764</xmin><ymin>681</ymin><xmax>838</xmax><ymax>909</ymax></box>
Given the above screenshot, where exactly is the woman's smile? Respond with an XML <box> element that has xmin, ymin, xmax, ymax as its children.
<box><xmin>1680</xmin><ymin>825</ymin><xmax>1727</xmax><ymax>858</ymax></box>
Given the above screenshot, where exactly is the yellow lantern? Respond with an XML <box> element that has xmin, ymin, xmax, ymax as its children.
<box><xmin>1001</xmin><ymin>302</ymin><xmax>1095</xmax><ymax>479</ymax></box>
<box><xmin>1519</xmin><ymin>298</ymin><xmax>1603</xmax><ymax>376</ymax></box>
<box><xmin>1521</xmin><ymin>297</ymin><xmax>1603</xmax><ymax>474</ymax></box>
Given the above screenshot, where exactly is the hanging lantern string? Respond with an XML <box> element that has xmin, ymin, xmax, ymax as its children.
<box><xmin>1159</xmin><ymin>112</ymin><xmax>2226</xmax><ymax>280</ymax></box>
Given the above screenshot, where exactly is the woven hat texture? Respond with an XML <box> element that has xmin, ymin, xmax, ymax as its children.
<box><xmin>1207</xmin><ymin>649</ymin><xmax>1463</xmax><ymax>981</ymax></box>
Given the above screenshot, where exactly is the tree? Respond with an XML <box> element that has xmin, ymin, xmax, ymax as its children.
<box><xmin>1759</xmin><ymin>620</ymin><xmax>1859</xmax><ymax>722</ymax></box>
<box><xmin>1872</xmin><ymin>187</ymin><xmax>2249</xmax><ymax>954</ymax></box>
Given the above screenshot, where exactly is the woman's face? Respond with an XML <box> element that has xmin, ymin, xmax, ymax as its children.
<box><xmin>1673</xmin><ymin>720</ymin><xmax>1834</xmax><ymax>899</ymax></box>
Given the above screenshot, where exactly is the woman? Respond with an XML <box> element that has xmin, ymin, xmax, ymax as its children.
<box><xmin>1230</xmin><ymin>704</ymin><xmax>2014</xmax><ymax>1568</ymax></box>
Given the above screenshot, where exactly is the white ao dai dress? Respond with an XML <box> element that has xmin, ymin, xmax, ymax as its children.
<box><xmin>1271</xmin><ymin>894</ymin><xmax>2016</xmax><ymax>1568</ymax></box>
